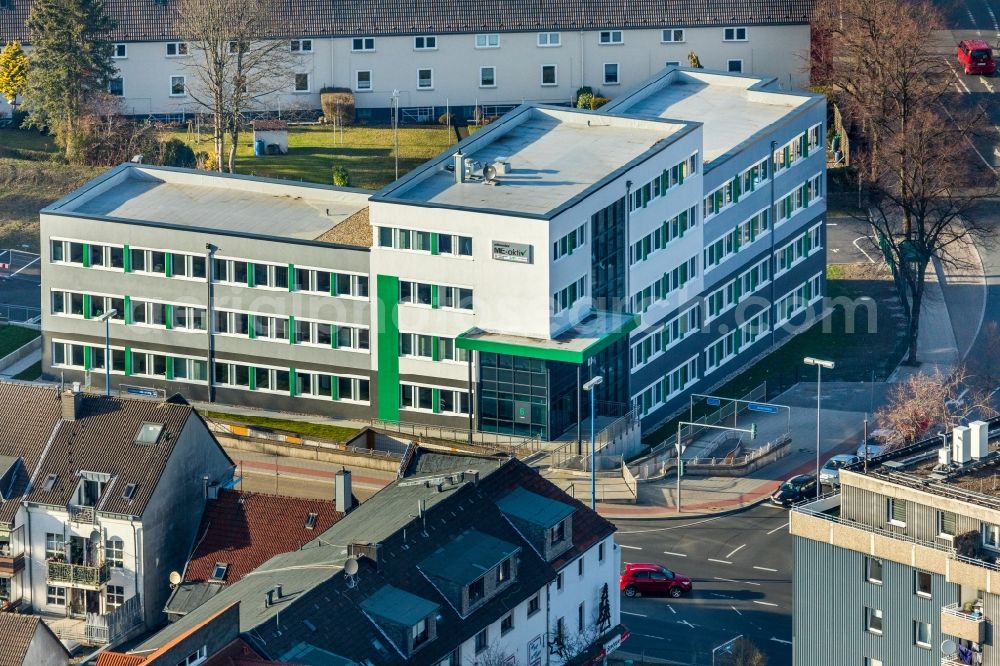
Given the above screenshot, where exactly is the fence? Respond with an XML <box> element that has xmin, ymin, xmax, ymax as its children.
<box><xmin>0</xmin><ymin>249</ymin><xmax>40</xmax><ymax>281</ymax></box>
<box><xmin>0</xmin><ymin>304</ymin><xmax>41</xmax><ymax>325</ymax></box>
<box><xmin>369</xmin><ymin>418</ymin><xmax>541</xmax><ymax>455</ymax></box>
<box><xmin>631</xmin><ymin>434</ymin><xmax>791</xmax><ymax>481</ymax></box>
<box><xmin>206</xmin><ymin>417</ymin><xmax>400</xmax><ymax>462</ymax></box>
<box><xmin>548</xmin><ymin>408</ymin><xmax>642</xmax><ymax>471</ymax></box>
<box><xmin>86</xmin><ymin>594</ymin><xmax>142</xmax><ymax>645</ymax></box>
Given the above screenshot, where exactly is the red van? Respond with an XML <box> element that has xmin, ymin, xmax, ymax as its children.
<box><xmin>957</xmin><ymin>39</ymin><xmax>996</xmax><ymax>75</ymax></box>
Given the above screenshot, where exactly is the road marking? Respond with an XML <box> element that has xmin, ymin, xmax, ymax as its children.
<box><xmin>754</xmin><ymin>600</ymin><xmax>779</xmax><ymax>607</ymax></box>
<box><xmin>754</xmin><ymin>566</ymin><xmax>779</xmax><ymax>572</ymax></box>
<box><xmin>619</xmin><ymin>544</ymin><xmax>642</xmax><ymax>550</ymax></box>
<box><xmin>619</xmin><ymin>513</ymin><xmax>727</xmax><ymax>534</ymax></box>
<box><xmin>731</xmin><ymin>606</ymin><xmax>743</xmax><ymax>616</ymax></box>
<box><xmin>945</xmin><ymin>58</ymin><xmax>974</xmax><ymax>94</ymax></box>
<box><xmin>633</xmin><ymin>633</ymin><xmax>665</xmax><ymax>640</ymax></box>
<box><xmin>708</xmin><ymin>558</ymin><xmax>732</xmax><ymax>565</ymax></box>
<box><xmin>827</xmin><ymin>222</ymin><xmax>837</xmax><ymax>226</ymax></box>
<box><xmin>663</xmin><ymin>551</ymin><xmax>687</xmax><ymax>557</ymax></box>
<box><xmin>667</xmin><ymin>605</ymin><xmax>676</xmax><ymax>615</ymax></box>
<box><xmin>714</xmin><ymin>576</ymin><xmax>740</xmax><ymax>584</ymax></box>
<box><xmin>678</xmin><ymin>620</ymin><xmax>696</xmax><ymax>630</ymax></box>
<box><xmin>940</xmin><ymin>103</ymin><xmax>996</xmax><ymax>171</ymax></box>
<box><xmin>852</xmin><ymin>237</ymin><xmax>876</xmax><ymax>264</ymax></box>
<box><xmin>708</xmin><ymin>592</ymin><xmax>734</xmax><ymax>599</ymax></box>
<box><xmin>621</xmin><ymin>611</ymin><xmax>647</xmax><ymax>618</ymax></box>
<box><xmin>766</xmin><ymin>522</ymin><xmax>789</xmax><ymax>535</ymax></box>
<box><xmin>726</xmin><ymin>544</ymin><xmax>747</xmax><ymax>559</ymax></box>
<box><xmin>770</xmin><ymin>637</ymin><xmax>793</xmax><ymax>645</ymax></box>
<box><xmin>981</xmin><ymin>76</ymin><xmax>996</xmax><ymax>94</ymax></box>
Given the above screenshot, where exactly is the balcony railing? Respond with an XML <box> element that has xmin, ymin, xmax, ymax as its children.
<box><xmin>0</xmin><ymin>552</ymin><xmax>24</xmax><ymax>575</ymax></box>
<box><xmin>942</xmin><ymin>602</ymin><xmax>988</xmax><ymax>643</ymax></box>
<box><xmin>47</xmin><ymin>561</ymin><xmax>110</xmax><ymax>587</ymax></box>
<box><xmin>68</xmin><ymin>505</ymin><xmax>97</xmax><ymax>525</ymax></box>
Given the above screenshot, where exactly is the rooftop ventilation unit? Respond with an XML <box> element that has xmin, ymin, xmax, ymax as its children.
<box><xmin>953</xmin><ymin>425</ymin><xmax>971</xmax><ymax>465</ymax></box>
<box><xmin>970</xmin><ymin>420</ymin><xmax>989</xmax><ymax>459</ymax></box>
<box><xmin>938</xmin><ymin>444</ymin><xmax>952</xmax><ymax>468</ymax></box>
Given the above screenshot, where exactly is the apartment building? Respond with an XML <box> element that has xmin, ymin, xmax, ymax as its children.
<box><xmin>791</xmin><ymin>420</ymin><xmax>1000</xmax><ymax>666</ymax></box>
<box><xmin>39</xmin><ymin>67</ymin><xmax>825</xmax><ymax>438</ymax></box>
<box><xmin>0</xmin><ymin>0</ymin><xmax>814</xmax><ymax>119</ymax></box>
<box><xmin>117</xmin><ymin>453</ymin><xmax>626</xmax><ymax>666</ymax></box>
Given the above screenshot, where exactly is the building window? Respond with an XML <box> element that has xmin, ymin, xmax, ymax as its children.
<box><xmin>290</xmin><ymin>39</ymin><xmax>313</xmax><ymax>52</ymax></box>
<box><xmin>356</xmin><ymin>70</ymin><xmax>372</xmax><ymax>91</ymax></box>
<box><xmin>888</xmin><ymin>498</ymin><xmax>906</xmax><ymax>526</ymax></box>
<box><xmin>47</xmin><ymin>586</ymin><xmax>66</xmax><ymax>606</ymax></box>
<box><xmin>538</xmin><ymin>32</ymin><xmax>560</xmax><ymax>46</ymax></box>
<box><xmin>603</xmin><ymin>63</ymin><xmax>619</xmax><ymax>85</ymax></box>
<box><xmin>480</xmin><ymin>66</ymin><xmax>496</xmax><ymax>87</ymax></box>
<box><xmin>417</xmin><ymin>68</ymin><xmax>433</xmax><ymax>89</ymax></box>
<box><xmin>178</xmin><ymin>647</ymin><xmax>207</xmax><ymax>666</ymax></box>
<box><xmin>666</xmin><ymin>60</ymin><xmax>681</xmax><ymax>67</ymax></box>
<box><xmin>866</xmin><ymin>660</ymin><xmax>883</xmax><ymax>666</ymax></box>
<box><xmin>727</xmin><ymin>59</ymin><xmax>743</xmax><ymax>73</ymax></box>
<box><xmin>866</xmin><ymin>557</ymin><xmax>883</xmax><ymax>584</ymax></box>
<box><xmin>938</xmin><ymin>510</ymin><xmax>957</xmax><ymax>538</ymax></box>
<box><xmin>541</xmin><ymin>64</ymin><xmax>557</xmax><ymax>86</ymax></box>
<box><xmin>723</xmin><ymin>27</ymin><xmax>748</xmax><ymax>41</ymax></box>
<box><xmin>45</xmin><ymin>533</ymin><xmax>65</xmax><ymax>560</ymax></box>
<box><xmin>113</xmin><ymin>43</ymin><xmax>127</xmax><ymax>58</ymax></box>
<box><xmin>599</xmin><ymin>30</ymin><xmax>623</xmax><ymax>44</ymax></box>
<box><xmin>294</xmin><ymin>73</ymin><xmax>310</xmax><ymax>92</ymax></box>
<box><xmin>414</xmin><ymin>35</ymin><xmax>437</xmax><ymax>49</ymax></box>
<box><xmin>496</xmin><ymin>558</ymin><xmax>511</xmax><ymax>585</ymax></box>
<box><xmin>475</xmin><ymin>628</ymin><xmax>488</xmax><ymax>653</ymax></box>
<box><xmin>528</xmin><ymin>593</ymin><xmax>540</xmax><ymax>616</ymax></box>
<box><xmin>412</xmin><ymin>617</ymin><xmax>429</xmax><ymax>648</ymax></box>
<box><xmin>106</xmin><ymin>537</ymin><xmax>124</xmax><ymax>567</ymax></box>
<box><xmin>556</xmin><ymin>572</ymin><xmax>563</xmax><ymax>590</ymax></box>
<box><xmin>578</xmin><ymin>558</ymin><xmax>584</xmax><ymax>576</ymax></box>
<box><xmin>915</xmin><ymin>570</ymin><xmax>932</xmax><ymax>597</ymax></box>
<box><xmin>468</xmin><ymin>577</ymin><xmax>485</xmax><ymax>604</ymax></box>
<box><xmin>661</xmin><ymin>29</ymin><xmax>685</xmax><ymax>42</ymax></box>
<box><xmin>866</xmin><ymin>607</ymin><xmax>883</xmax><ymax>634</ymax></box>
<box><xmin>165</xmin><ymin>42</ymin><xmax>188</xmax><ymax>57</ymax></box>
<box><xmin>501</xmin><ymin>612</ymin><xmax>514</xmax><ymax>635</ymax></box>
<box><xmin>984</xmin><ymin>523</ymin><xmax>1000</xmax><ymax>550</ymax></box>
<box><xmin>551</xmin><ymin>519</ymin><xmax>566</xmax><ymax>544</ymax></box>
<box><xmin>599</xmin><ymin>542</ymin><xmax>606</xmax><ymax>562</ymax></box>
<box><xmin>914</xmin><ymin>620</ymin><xmax>931</xmax><ymax>648</ymax></box>
<box><xmin>475</xmin><ymin>33</ymin><xmax>499</xmax><ymax>48</ymax></box>
<box><xmin>106</xmin><ymin>585</ymin><xmax>125</xmax><ymax>610</ymax></box>
<box><xmin>352</xmin><ymin>37</ymin><xmax>375</xmax><ymax>52</ymax></box>
<box><xmin>577</xmin><ymin>602</ymin><xmax>585</xmax><ymax>631</ymax></box>
<box><xmin>170</xmin><ymin>75</ymin><xmax>186</xmax><ymax>96</ymax></box>
<box><xmin>555</xmin><ymin>617</ymin><xmax>565</xmax><ymax>643</ymax></box>
<box><xmin>108</xmin><ymin>77</ymin><xmax>124</xmax><ymax>96</ymax></box>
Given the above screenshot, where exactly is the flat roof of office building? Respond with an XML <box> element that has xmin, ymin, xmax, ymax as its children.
<box><xmin>44</xmin><ymin>164</ymin><xmax>373</xmax><ymax>245</ymax></box>
<box><xmin>602</xmin><ymin>68</ymin><xmax>818</xmax><ymax>165</ymax></box>
<box><xmin>376</xmin><ymin>106</ymin><xmax>692</xmax><ymax>218</ymax></box>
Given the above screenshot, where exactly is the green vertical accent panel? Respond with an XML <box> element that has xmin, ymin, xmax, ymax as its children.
<box><xmin>124</xmin><ymin>296</ymin><xmax>132</xmax><ymax>324</ymax></box>
<box><xmin>123</xmin><ymin>245</ymin><xmax>131</xmax><ymax>273</ymax></box>
<box><xmin>165</xmin><ymin>304</ymin><xmax>173</xmax><ymax>330</ymax></box>
<box><xmin>376</xmin><ymin>275</ymin><xmax>401</xmax><ymax>421</ymax></box>
<box><xmin>678</xmin><ymin>167</ymin><xmax>684</xmax><ymax>185</ymax></box>
<box><xmin>331</xmin><ymin>274</ymin><xmax>338</xmax><ymax>296</ymax></box>
<box><xmin>83</xmin><ymin>294</ymin><xmax>91</xmax><ymax>320</ymax></box>
<box><xmin>288</xmin><ymin>264</ymin><xmax>295</xmax><ymax>292</ymax></box>
<box><xmin>289</xmin><ymin>315</ymin><xmax>295</xmax><ymax>344</ymax></box>
<box><xmin>166</xmin><ymin>357</ymin><xmax>174</xmax><ymax>380</ymax></box>
<box><xmin>331</xmin><ymin>325</ymin><xmax>339</xmax><ymax>349</ymax></box>
<box><xmin>331</xmin><ymin>375</ymin><xmax>340</xmax><ymax>400</ymax></box>
<box><xmin>83</xmin><ymin>244</ymin><xmax>91</xmax><ymax>268</ymax></box>
<box><xmin>289</xmin><ymin>368</ymin><xmax>297</xmax><ymax>397</ymax></box>
<box><xmin>432</xmin><ymin>336</ymin><xmax>440</xmax><ymax>361</ymax></box>
<box><xmin>247</xmin><ymin>263</ymin><xmax>254</xmax><ymax>287</ymax></box>
<box><xmin>432</xmin><ymin>388</ymin><xmax>441</xmax><ymax>414</ymax></box>
<box><xmin>124</xmin><ymin>347</ymin><xmax>132</xmax><ymax>376</ymax></box>
<box><xmin>84</xmin><ymin>346</ymin><xmax>92</xmax><ymax>371</ymax></box>
<box><xmin>660</xmin><ymin>171</ymin><xmax>667</xmax><ymax>191</ymax></box>
<box><xmin>248</xmin><ymin>315</ymin><xmax>255</xmax><ymax>340</ymax></box>
<box><xmin>430</xmin><ymin>232</ymin><xmax>439</xmax><ymax>255</ymax></box>
<box><xmin>431</xmin><ymin>284</ymin><xmax>439</xmax><ymax>309</ymax></box>
<box><xmin>249</xmin><ymin>368</ymin><xmax>257</xmax><ymax>391</ymax></box>
<box><xmin>165</xmin><ymin>252</ymin><xmax>173</xmax><ymax>278</ymax></box>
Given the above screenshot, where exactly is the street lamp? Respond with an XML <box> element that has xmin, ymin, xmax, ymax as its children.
<box><xmin>804</xmin><ymin>357</ymin><xmax>835</xmax><ymax>498</ymax></box>
<box><xmin>97</xmin><ymin>309</ymin><xmax>118</xmax><ymax>396</ymax></box>
<box><xmin>582</xmin><ymin>375</ymin><xmax>604</xmax><ymax>510</ymax></box>
<box><xmin>390</xmin><ymin>89</ymin><xmax>400</xmax><ymax>180</ymax></box>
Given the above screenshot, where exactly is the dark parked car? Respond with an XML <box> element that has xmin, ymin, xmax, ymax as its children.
<box><xmin>620</xmin><ymin>563</ymin><xmax>692</xmax><ymax>598</ymax></box>
<box><xmin>770</xmin><ymin>474</ymin><xmax>817</xmax><ymax>506</ymax></box>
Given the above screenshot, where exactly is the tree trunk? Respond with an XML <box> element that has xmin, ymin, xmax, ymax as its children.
<box><xmin>905</xmin><ymin>262</ymin><xmax>927</xmax><ymax>365</ymax></box>
<box><xmin>227</xmin><ymin>128</ymin><xmax>237</xmax><ymax>173</ymax></box>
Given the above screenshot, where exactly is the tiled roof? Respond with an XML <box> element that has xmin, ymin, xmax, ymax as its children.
<box><xmin>0</xmin><ymin>0</ymin><xmax>814</xmax><ymax>44</ymax></box>
<box><xmin>0</xmin><ymin>383</ymin><xmax>62</xmax><ymax>525</ymax></box>
<box><xmin>96</xmin><ymin>653</ymin><xmax>147</xmax><ymax>666</ymax></box>
<box><xmin>183</xmin><ymin>489</ymin><xmax>343</xmax><ymax>586</ymax></box>
<box><xmin>0</xmin><ymin>613</ymin><xmax>67</xmax><ymax>666</ymax></box>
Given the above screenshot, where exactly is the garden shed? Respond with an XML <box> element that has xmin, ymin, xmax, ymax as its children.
<box><xmin>251</xmin><ymin>120</ymin><xmax>289</xmax><ymax>155</ymax></box>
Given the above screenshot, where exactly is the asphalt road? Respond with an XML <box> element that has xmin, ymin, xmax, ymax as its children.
<box><xmin>826</xmin><ymin>214</ymin><xmax>879</xmax><ymax>265</ymax></box>
<box><xmin>612</xmin><ymin>504</ymin><xmax>794</xmax><ymax>666</ymax></box>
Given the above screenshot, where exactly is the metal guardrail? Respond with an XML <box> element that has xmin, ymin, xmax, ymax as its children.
<box><xmin>47</xmin><ymin>561</ymin><xmax>111</xmax><ymax>587</ymax></box>
<box><xmin>369</xmin><ymin>418</ymin><xmax>541</xmax><ymax>454</ymax></box>
<box><xmin>942</xmin><ymin>601</ymin><xmax>987</xmax><ymax>620</ymax></box>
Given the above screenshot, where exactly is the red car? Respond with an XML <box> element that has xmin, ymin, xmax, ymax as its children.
<box><xmin>620</xmin><ymin>563</ymin><xmax>692</xmax><ymax>598</ymax></box>
<box><xmin>957</xmin><ymin>39</ymin><xmax>996</xmax><ymax>75</ymax></box>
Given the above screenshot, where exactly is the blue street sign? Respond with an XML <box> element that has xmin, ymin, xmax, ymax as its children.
<box><xmin>748</xmin><ymin>403</ymin><xmax>779</xmax><ymax>414</ymax></box>
<box><xmin>127</xmin><ymin>386</ymin><xmax>158</xmax><ymax>397</ymax></box>
<box><xmin>706</xmin><ymin>397</ymin><xmax>721</xmax><ymax>406</ymax></box>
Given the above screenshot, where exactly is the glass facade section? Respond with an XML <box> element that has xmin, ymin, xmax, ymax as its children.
<box><xmin>478</xmin><ymin>353</ymin><xmax>549</xmax><ymax>438</ymax></box>
<box><xmin>591</xmin><ymin>198</ymin><xmax>627</xmax><ymax>313</ymax></box>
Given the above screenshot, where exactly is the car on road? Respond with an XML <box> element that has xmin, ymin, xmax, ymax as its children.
<box><xmin>770</xmin><ymin>474</ymin><xmax>817</xmax><ymax>506</ymax></box>
<box><xmin>856</xmin><ymin>428</ymin><xmax>899</xmax><ymax>460</ymax></box>
<box><xmin>819</xmin><ymin>454</ymin><xmax>861</xmax><ymax>486</ymax></box>
<box><xmin>957</xmin><ymin>39</ymin><xmax>996</xmax><ymax>75</ymax></box>
<box><xmin>620</xmin><ymin>563</ymin><xmax>692</xmax><ymax>598</ymax></box>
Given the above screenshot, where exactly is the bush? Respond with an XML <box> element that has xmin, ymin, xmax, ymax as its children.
<box><xmin>576</xmin><ymin>92</ymin><xmax>594</xmax><ymax>109</ymax></box>
<box><xmin>332</xmin><ymin>165</ymin><xmax>351</xmax><ymax>187</ymax></box>
<box><xmin>320</xmin><ymin>87</ymin><xmax>355</xmax><ymax>126</ymax></box>
<box><xmin>159</xmin><ymin>138</ymin><xmax>196</xmax><ymax>168</ymax></box>
<box><xmin>590</xmin><ymin>96</ymin><xmax>610</xmax><ymax>110</ymax></box>
<box><xmin>438</xmin><ymin>112</ymin><xmax>454</xmax><ymax>126</ymax></box>
<box><xmin>687</xmin><ymin>51</ymin><xmax>703</xmax><ymax>68</ymax></box>
<box><xmin>575</xmin><ymin>86</ymin><xmax>594</xmax><ymax>99</ymax></box>
<box><xmin>202</xmin><ymin>150</ymin><xmax>219</xmax><ymax>171</ymax></box>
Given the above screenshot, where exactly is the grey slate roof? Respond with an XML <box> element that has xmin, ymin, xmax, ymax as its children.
<box><xmin>496</xmin><ymin>486</ymin><xmax>574</xmax><ymax>528</ymax></box>
<box><xmin>361</xmin><ymin>585</ymin><xmax>440</xmax><ymax>627</ymax></box>
<box><xmin>0</xmin><ymin>0</ymin><xmax>814</xmax><ymax>44</ymax></box>
<box><xmin>418</xmin><ymin>529</ymin><xmax>519</xmax><ymax>587</ymax></box>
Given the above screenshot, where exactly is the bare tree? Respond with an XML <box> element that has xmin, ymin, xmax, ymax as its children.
<box><xmin>177</xmin><ymin>0</ymin><xmax>292</xmax><ymax>172</ymax></box>
<box><xmin>471</xmin><ymin>641</ymin><xmax>519</xmax><ymax>666</ymax></box>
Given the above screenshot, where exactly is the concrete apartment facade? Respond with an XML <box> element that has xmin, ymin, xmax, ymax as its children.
<box><xmin>39</xmin><ymin>67</ymin><xmax>826</xmax><ymax>440</ymax></box>
<box><xmin>0</xmin><ymin>0</ymin><xmax>815</xmax><ymax>119</ymax></box>
<box><xmin>791</xmin><ymin>421</ymin><xmax>1000</xmax><ymax>666</ymax></box>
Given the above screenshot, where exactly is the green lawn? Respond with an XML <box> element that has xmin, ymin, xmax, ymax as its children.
<box><xmin>12</xmin><ymin>361</ymin><xmax>41</xmax><ymax>381</ymax></box>
<box><xmin>197</xmin><ymin>409</ymin><xmax>360</xmax><ymax>442</ymax></box>
<box><xmin>163</xmin><ymin>124</ymin><xmax>456</xmax><ymax>189</ymax></box>
<box><xmin>0</xmin><ymin>325</ymin><xmax>39</xmax><ymax>359</ymax></box>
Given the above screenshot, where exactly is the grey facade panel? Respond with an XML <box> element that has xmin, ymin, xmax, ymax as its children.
<box><xmin>840</xmin><ymin>484</ymin><xmax>982</xmax><ymax>548</ymax></box>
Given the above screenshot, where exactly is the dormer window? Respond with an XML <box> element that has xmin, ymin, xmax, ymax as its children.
<box><xmin>468</xmin><ymin>576</ymin><xmax>485</xmax><ymax>603</ymax></box>
<box><xmin>74</xmin><ymin>471</ymin><xmax>111</xmax><ymax>507</ymax></box>
<box><xmin>551</xmin><ymin>519</ymin><xmax>566</xmax><ymax>544</ymax></box>
<box><xmin>412</xmin><ymin>617</ymin><xmax>430</xmax><ymax>648</ymax></box>
<box><xmin>211</xmin><ymin>562</ymin><xmax>228</xmax><ymax>581</ymax></box>
<box><xmin>496</xmin><ymin>557</ymin><xmax>511</xmax><ymax>584</ymax></box>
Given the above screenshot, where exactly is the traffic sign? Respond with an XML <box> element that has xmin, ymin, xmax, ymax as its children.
<box><xmin>748</xmin><ymin>402</ymin><xmax>779</xmax><ymax>414</ymax></box>
<box><xmin>706</xmin><ymin>397</ymin><xmax>721</xmax><ymax>406</ymax></box>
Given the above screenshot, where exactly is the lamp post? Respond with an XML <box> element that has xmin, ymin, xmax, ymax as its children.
<box><xmin>390</xmin><ymin>89</ymin><xmax>400</xmax><ymax>180</ymax></box>
<box><xmin>582</xmin><ymin>375</ymin><xmax>604</xmax><ymax>510</ymax></box>
<box><xmin>804</xmin><ymin>357</ymin><xmax>835</xmax><ymax>497</ymax></box>
<box><xmin>97</xmin><ymin>309</ymin><xmax>118</xmax><ymax>396</ymax></box>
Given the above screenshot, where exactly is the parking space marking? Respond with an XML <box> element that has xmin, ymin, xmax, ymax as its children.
<box><xmin>634</xmin><ymin>633</ymin><xmax>665</xmax><ymax>640</ymax></box>
<box><xmin>853</xmin><ymin>237</ymin><xmax>876</xmax><ymax>263</ymax></box>
<box><xmin>707</xmin><ymin>558</ymin><xmax>732</xmax><ymax>565</ymax></box>
<box><xmin>753</xmin><ymin>600</ymin><xmax>779</xmax><ymax>607</ymax></box>
<box><xmin>663</xmin><ymin>551</ymin><xmax>687</xmax><ymax>557</ymax></box>
<box><xmin>754</xmin><ymin>566</ymin><xmax>779</xmax><ymax>572</ymax></box>
<box><xmin>766</xmin><ymin>522</ymin><xmax>789</xmax><ymax>535</ymax></box>
<box><xmin>620</xmin><ymin>544</ymin><xmax>642</xmax><ymax>550</ymax></box>
<box><xmin>731</xmin><ymin>606</ymin><xmax>743</xmax><ymax>616</ymax></box>
<box><xmin>667</xmin><ymin>605</ymin><xmax>676</xmax><ymax>615</ymax></box>
<box><xmin>678</xmin><ymin>620</ymin><xmax>697</xmax><ymax>630</ymax></box>
<box><xmin>621</xmin><ymin>611</ymin><xmax>647</xmax><ymax>618</ymax></box>
<box><xmin>726</xmin><ymin>544</ymin><xmax>747</xmax><ymax>559</ymax></box>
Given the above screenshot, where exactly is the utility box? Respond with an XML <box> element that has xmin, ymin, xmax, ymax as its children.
<box><xmin>970</xmin><ymin>420</ymin><xmax>989</xmax><ymax>459</ymax></box>
<box><xmin>953</xmin><ymin>425</ymin><xmax>971</xmax><ymax>465</ymax></box>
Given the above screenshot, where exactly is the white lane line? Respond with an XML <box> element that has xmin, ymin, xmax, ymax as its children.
<box><xmin>619</xmin><ymin>513</ymin><xmax>727</xmax><ymax>534</ymax></box>
<box><xmin>945</xmin><ymin>58</ymin><xmax>974</xmax><ymax>94</ymax></box>
<box><xmin>667</xmin><ymin>605</ymin><xmax>677</xmax><ymax>615</ymax></box>
<box><xmin>940</xmin><ymin>103</ymin><xmax>996</xmax><ymax>171</ymax></box>
<box><xmin>852</xmin><ymin>237</ymin><xmax>876</xmax><ymax>264</ymax></box>
<box><xmin>620</xmin><ymin>544</ymin><xmax>642</xmax><ymax>550</ymax></box>
<box><xmin>633</xmin><ymin>633</ymin><xmax>665</xmax><ymax>640</ymax></box>
<box><xmin>714</xmin><ymin>576</ymin><xmax>740</xmax><ymax>584</ymax></box>
<box><xmin>708</xmin><ymin>592</ymin><xmax>734</xmax><ymax>599</ymax></box>
<box><xmin>770</xmin><ymin>637</ymin><xmax>793</xmax><ymax>645</ymax></box>
<box><xmin>827</xmin><ymin>222</ymin><xmax>838</xmax><ymax>226</ymax></box>
<box><xmin>981</xmin><ymin>76</ymin><xmax>996</xmax><ymax>94</ymax></box>
<box><xmin>726</xmin><ymin>544</ymin><xmax>747</xmax><ymax>559</ymax></box>
<box><xmin>754</xmin><ymin>566</ymin><xmax>779</xmax><ymax>573</ymax></box>
<box><xmin>731</xmin><ymin>606</ymin><xmax>743</xmax><ymax>616</ymax></box>
<box><xmin>766</xmin><ymin>521</ymin><xmax>789</xmax><ymax>535</ymax></box>
<box><xmin>753</xmin><ymin>600</ymin><xmax>779</xmax><ymax>607</ymax></box>
<box><xmin>678</xmin><ymin>620</ymin><xmax>697</xmax><ymax>630</ymax></box>
<box><xmin>708</xmin><ymin>558</ymin><xmax>733</xmax><ymax>565</ymax></box>
<box><xmin>663</xmin><ymin>551</ymin><xmax>687</xmax><ymax>557</ymax></box>
<box><xmin>621</xmin><ymin>611</ymin><xmax>647</xmax><ymax>618</ymax></box>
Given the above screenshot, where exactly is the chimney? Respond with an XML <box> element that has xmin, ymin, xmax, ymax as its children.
<box><xmin>336</xmin><ymin>469</ymin><xmax>353</xmax><ymax>513</ymax></box>
<box><xmin>61</xmin><ymin>389</ymin><xmax>82</xmax><ymax>422</ymax></box>
<box><xmin>273</xmin><ymin>584</ymin><xmax>283</xmax><ymax>600</ymax></box>
<box><xmin>417</xmin><ymin>498</ymin><xmax>426</xmax><ymax>517</ymax></box>
<box><xmin>265</xmin><ymin>589</ymin><xmax>274</xmax><ymax>607</ymax></box>
<box><xmin>454</xmin><ymin>151</ymin><xmax>466</xmax><ymax>183</ymax></box>
<box><xmin>970</xmin><ymin>420</ymin><xmax>989</xmax><ymax>460</ymax></box>
<box><xmin>202</xmin><ymin>475</ymin><xmax>209</xmax><ymax>501</ymax></box>
<box><xmin>953</xmin><ymin>425</ymin><xmax>971</xmax><ymax>465</ymax></box>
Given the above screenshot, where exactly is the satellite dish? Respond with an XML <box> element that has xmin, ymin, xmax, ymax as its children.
<box><xmin>344</xmin><ymin>557</ymin><xmax>359</xmax><ymax>576</ymax></box>
<box><xmin>169</xmin><ymin>571</ymin><xmax>182</xmax><ymax>586</ymax></box>
<box><xmin>941</xmin><ymin>639</ymin><xmax>957</xmax><ymax>655</ymax></box>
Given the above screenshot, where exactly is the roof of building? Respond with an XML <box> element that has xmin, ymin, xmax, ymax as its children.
<box><xmin>0</xmin><ymin>0</ymin><xmax>815</xmax><ymax>44</ymax></box>
<box><xmin>0</xmin><ymin>613</ymin><xmax>69</xmax><ymax>666</ymax></box>
<box><xmin>132</xmin><ymin>454</ymin><xmax>616</xmax><ymax>666</ymax></box>
<box><xmin>0</xmin><ymin>383</ymin><xmax>63</xmax><ymax>525</ymax></box>
<box><xmin>496</xmin><ymin>486</ymin><xmax>575</xmax><ymax>527</ymax></box>
<box><xmin>313</xmin><ymin>206</ymin><xmax>373</xmax><ymax>248</ymax></box>
<box><xmin>98</xmin><ymin>637</ymin><xmax>272</xmax><ymax>666</ymax></box>
<box><xmin>44</xmin><ymin>165</ymin><xmax>373</xmax><ymax>245</ymax></box>
<box><xmin>96</xmin><ymin>654</ymin><xmax>148</xmax><ymax>666</ymax></box>
<box><xmin>377</xmin><ymin>106</ymin><xmax>689</xmax><ymax>218</ymax></box>
<box><xmin>602</xmin><ymin>68</ymin><xmax>818</xmax><ymax>164</ymax></box>
<box><xmin>418</xmin><ymin>529</ymin><xmax>520</xmax><ymax>586</ymax></box>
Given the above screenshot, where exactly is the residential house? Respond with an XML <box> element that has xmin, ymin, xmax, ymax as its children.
<box><xmin>0</xmin><ymin>613</ymin><xmax>69</xmax><ymax>666</ymax></box>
